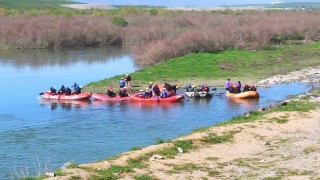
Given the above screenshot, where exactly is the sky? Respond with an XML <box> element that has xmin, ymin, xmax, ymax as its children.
<box><xmin>77</xmin><ymin>0</ymin><xmax>320</xmax><ymax>7</ymax></box>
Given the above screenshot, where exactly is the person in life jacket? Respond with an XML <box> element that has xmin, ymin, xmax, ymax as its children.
<box><xmin>50</xmin><ymin>87</ymin><xmax>57</xmax><ymax>95</ymax></box>
<box><xmin>107</xmin><ymin>86</ymin><xmax>116</xmax><ymax>97</ymax></box>
<box><xmin>250</xmin><ymin>84</ymin><xmax>257</xmax><ymax>91</ymax></box>
<box><xmin>148</xmin><ymin>82</ymin><xmax>153</xmax><ymax>89</ymax></box>
<box><xmin>118</xmin><ymin>78</ymin><xmax>126</xmax><ymax>88</ymax></box>
<box><xmin>71</xmin><ymin>82</ymin><xmax>81</xmax><ymax>94</ymax></box>
<box><xmin>65</xmin><ymin>87</ymin><xmax>72</xmax><ymax>95</ymax></box>
<box><xmin>119</xmin><ymin>87</ymin><xmax>128</xmax><ymax>97</ymax></box>
<box><xmin>172</xmin><ymin>85</ymin><xmax>178</xmax><ymax>94</ymax></box>
<box><xmin>58</xmin><ymin>85</ymin><xmax>65</xmax><ymax>94</ymax></box>
<box><xmin>152</xmin><ymin>84</ymin><xmax>161</xmax><ymax>97</ymax></box>
<box><xmin>225</xmin><ymin>78</ymin><xmax>231</xmax><ymax>90</ymax></box>
<box><xmin>234</xmin><ymin>84</ymin><xmax>241</xmax><ymax>94</ymax></box>
<box><xmin>144</xmin><ymin>87</ymin><xmax>152</xmax><ymax>98</ymax></box>
<box><xmin>124</xmin><ymin>73</ymin><xmax>131</xmax><ymax>88</ymax></box>
<box><xmin>202</xmin><ymin>84</ymin><xmax>209</xmax><ymax>93</ymax></box>
<box><xmin>185</xmin><ymin>84</ymin><xmax>192</xmax><ymax>92</ymax></box>
<box><xmin>242</xmin><ymin>83</ymin><xmax>250</xmax><ymax>92</ymax></box>
<box><xmin>236</xmin><ymin>81</ymin><xmax>241</xmax><ymax>90</ymax></box>
<box><xmin>228</xmin><ymin>84</ymin><xmax>235</xmax><ymax>93</ymax></box>
<box><xmin>160</xmin><ymin>88</ymin><xmax>169</xmax><ymax>98</ymax></box>
<box><xmin>164</xmin><ymin>83</ymin><xmax>173</xmax><ymax>91</ymax></box>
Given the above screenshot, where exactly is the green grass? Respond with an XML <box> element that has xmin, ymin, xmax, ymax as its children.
<box><xmin>0</xmin><ymin>0</ymin><xmax>78</xmax><ymax>10</ymax></box>
<box><xmin>201</xmin><ymin>131</ymin><xmax>238</xmax><ymax>144</ymax></box>
<box><xmin>134</xmin><ymin>174</ymin><xmax>154</xmax><ymax>180</ymax></box>
<box><xmin>84</xmin><ymin>42</ymin><xmax>320</xmax><ymax>92</ymax></box>
<box><xmin>151</xmin><ymin>139</ymin><xmax>195</xmax><ymax>159</ymax></box>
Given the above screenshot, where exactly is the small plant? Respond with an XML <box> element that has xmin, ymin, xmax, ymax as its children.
<box><xmin>268</xmin><ymin>117</ymin><xmax>289</xmax><ymax>124</ymax></box>
<box><xmin>303</xmin><ymin>146</ymin><xmax>317</xmax><ymax>154</ymax></box>
<box><xmin>201</xmin><ymin>132</ymin><xmax>234</xmax><ymax>144</ymax></box>
<box><xmin>111</xmin><ymin>17</ymin><xmax>128</xmax><ymax>27</ymax></box>
<box><xmin>155</xmin><ymin>137</ymin><xmax>166</xmax><ymax>144</ymax></box>
<box><xmin>134</xmin><ymin>174</ymin><xmax>153</xmax><ymax>180</ymax></box>
<box><xmin>130</xmin><ymin>146</ymin><xmax>142</xmax><ymax>151</ymax></box>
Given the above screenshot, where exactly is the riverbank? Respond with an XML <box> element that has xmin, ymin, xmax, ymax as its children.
<box><xmin>50</xmin><ymin>90</ymin><xmax>320</xmax><ymax>179</ymax></box>
<box><xmin>48</xmin><ymin>71</ymin><xmax>320</xmax><ymax>179</ymax></box>
<box><xmin>84</xmin><ymin>42</ymin><xmax>320</xmax><ymax>93</ymax></box>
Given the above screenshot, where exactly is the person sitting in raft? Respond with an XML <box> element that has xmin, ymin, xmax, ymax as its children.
<box><xmin>65</xmin><ymin>87</ymin><xmax>72</xmax><ymax>95</ymax></box>
<box><xmin>228</xmin><ymin>84</ymin><xmax>235</xmax><ymax>93</ymax></box>
<box><xmin>71</xmin><ymin>82</ymin><xmax>81</xmax><ymax>94</ymax></box>
<box><xmin>164</xmin><ymin>83</ymin><xmax>173</xmax><ymax>91</ymax></box>
<box><xmin>250</xmin><ymin>84</ymin><xmax>257</xmax><ymax>91</ymax></box>
<box><xmin>119</xmin><ymin>87</ymin><xmax>128</xmax><ymax>97</ymax></box>
<box><xmin>236</xmin><ymin>81</ymin><xmax>241</xmax><ymax>90</ymax></box>
<box><xmin>172</xmin><ymin>85</ymin><xmax>178</xmax><ymax>94</ymax></box>
<box><xmin>202</xmin><ymin>84</ymin><xmax>209</xmax><ymax>93</ymax></box>
<box><xmin>234</xmin><ymin>84</ymin><xmax>241</xmax><ymax>94</ymax></box>
<box><xmin>148</xmin><ymin>82</ymin><xmax>153</xmax><ymax>89</ymax></box>
<box><xmin>152</xmin><ymin>84</ymin><xmax>161</xmax><ymax>97</ymax></box>
<box><xmin>118</xmin><ymin>78</ymin><xmax>126</xmax><ymax>88</ymax></box>
<box><xmin>144</xmin><ymin>87</ymin><xmax>152</xmax><ymax>98</ymax></box>
<box><xmin>124</xmin><ymin>73</ymin><xmax>131</xmax><ymax>88</ymax></box>
<box><xmin>107</xmin><ymin>86</ymin><xmax>117</xmax><ymax>97</ymax></box>
<box><xmin>185</xmin><ymin>84</ymin><xmax>192</xmax><ymax>92</ymax></box>
<box><xmin>225</xmin><ymin>78</ymin><xmax>231</xmax><ymax>91</ymax></box>
<box><xmin>242</xmin><ymin>83</ymin><xmax>250</xmax><ymax>92</ymax></box>
<box><xmin>58</xmin><ymin>85</ymin><xmax>66</xmax><ymax>94</ymax></box>
<box><xmin>160</xmin><ymin>88</ymin><xmax>169</xmax><ymax>98</ymax></box>
<box><xmin>50</xmin><ymin>87</ymin><xmax>57</xmax><ymax>95</ymax></box>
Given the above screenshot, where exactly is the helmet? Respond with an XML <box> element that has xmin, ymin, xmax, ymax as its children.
<box><xmin>176</xmin><ymin>86</ymin><xmax>179</xmax><ymax>88</ymax></box>
<box><xmin>121</xmin><ymin>88</ymin><xmax>125</xmax><ymax>91</ymax></box>
<box><xmin>192</xmin><ymin>85</ymin><xmax>196</xmax><ymax>88</ymax></box>
<box><xmin>139</xmin><ymin>89</ymin><xmax>144</xmax><ymax>92</ymax></box>
<box><xmin>121</xmin><ymin>78</ymin><xmax>124</xmax><ymax>80</ymax></box>
<box><xmin>146</xmin><ymin>87</ymin><xmax>149</xmax><ymax>90</ymax></box>
<box><xmin>108</xmin><ymin>86</ymin><xmax>113</xmax><ymax>89</ymax></box>
<box><xmin>245</xmin><ymin>83</ymin><xmax>248</xmax><ymax>86</ymax></box>
<box><xmin>125</xmin><ymin>73</ymin><xmax>129</xmax><ymax>75</ymax></box>
<box><xmin>155</xmin><ymin>84</ymin><xmax>158</xmax><ymax>86</ymax></box>
<box><xmin>149</xmin><ymin>82</ymin><xmax>153</xmax><ymax>84</ymax></box>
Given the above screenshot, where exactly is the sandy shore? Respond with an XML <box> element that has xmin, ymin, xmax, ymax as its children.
<box><xmin>48</xmin><ymin>67</ymin><xmax>320</xmax><ymax>179</ymax></box>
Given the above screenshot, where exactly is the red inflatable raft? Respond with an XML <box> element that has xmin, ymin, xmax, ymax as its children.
<box><xmin>40</xmin><ymin>91</ymin><xmax>92</xmax><ymax>100</ymax></box>
<box><xmin>92</xmin><ymin>93</ymin><xmax>130</xmax><ymax>101</ymax></box>
<box><xmin>130</xmin><ymin>93</ymin><xmax>184</xmax><ymax>103</ymax></box>
<box><xmin>226</xmin><ymin>91</ymin><xmax>259</xmax><ymax>99</ymax></box>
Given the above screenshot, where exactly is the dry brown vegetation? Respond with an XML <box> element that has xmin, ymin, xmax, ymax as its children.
<box><xmin>1</xmin><ymin>11</ymin><xmax>320</xmax><ymax>64</ymax></box>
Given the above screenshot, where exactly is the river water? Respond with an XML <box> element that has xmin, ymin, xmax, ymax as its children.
<box><xmin>0</xmin><ymin>46</ymin><xmax>313</xmax><ymax>179</ymax></box>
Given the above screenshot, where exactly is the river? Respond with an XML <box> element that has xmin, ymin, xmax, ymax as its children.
<box><xmin>0</xmin><ymin>46</ymin><xmax>313</xmax><ymax>179</ymax></box>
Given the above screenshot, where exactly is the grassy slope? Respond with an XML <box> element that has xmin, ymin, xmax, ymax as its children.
<box><xmin>0</xmin><ymin>0</ymin><xmax>79</xmax><ymax>9</ymax></box>
<box><xmin>84</xmin><ymin>42</ymin><xmax>320</xmax><ymax>92</ymax></box>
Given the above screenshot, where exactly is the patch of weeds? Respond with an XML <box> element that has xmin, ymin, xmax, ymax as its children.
<box><xmin>152</xmin><ymin>139</ymin><xmax>195</xmax><ymax>159</ymax></box>
<box><xmin>172</xmin><ymin>163</ymin><xmax>202</xmax><ymax>172</ymax></box>
<box><xmin>275</xmin><ymin>138</ymin><xmax>289</xmax><ymax>144</ymax></box>
<box><xmin>53</xmin><ymin>168</ymin><xmax>65</xmax><ymax>176</ymax></box>
<box><xmin>192</xmin><ymin>126</ymin><xmax>210</xmax><ymax>133</ymax></box>
<box><xmin>264</xmin><ymin>177</ymin><xmax>282</xmax><ymax>180</ymax></box>
<box><xmin>127</xmin><ymin>158</ymin><xmax>148</xmax><ymax>169</ymax></box>
<box><xmin>272</xmin><ymin>101</ymin><xmax>319</xmax><ymax>112</ymax></box>
<box><xmin>19</xmin><ymin>177</ymin><xmax>44</xmax><ymax>180</ymax></box>
<box><xmin>130</xmin><ymin>146</ymin><xmax>142</xmax><ymax>151</ymax></box>
<box><xmin>300</xmin><ymin>170</ymin><xmax>313</xmax><ymax>175</ymax></box>
<box><xmin>303</xmin><ymin>146</ymin><xmax>317</xmax><ymax>154</ymax></box>
<box><xmin>268</xmin><ymin>117</ymin><xmax>288</xmax><ymax>124</ymax></box>
<box><xmin>208</xmin><ymin>170</ymin><xmax>221</xmax><ymax>176</ymax></box>
<box><xmin>68</xmin><ymin>176</ymin><xmax>82</xmax><ymax>180</ymax></box>
<box><xmin>253</xmin><ymin>134</ymin><xmax>266</xmax><ymax>141</ymax></box>
<box><xmin>201</xmin><ymin>131</ymin><xmax>235</xmax><ymax>144</ymax></box>
<box><xmin>287</xmin><ymin>169</ymin><xmax>300</xmax><ymax>176</ymax></box>
<box><xmin>66</xmin><ymin>162</ymin><xmax>79</xmax><ymax>169</ymax></box>
<box><xmin>134</xmin><ymin>173</ymin><xmax>154</xmax><ymax>180</ymax></box>
<box><xmin>94</xmin><ymin>165</ymin><xmax>133</xmax><ymax>179</ymax></box>
<box><xmin>217</xmin><ymin>162</ymin><xmax>229</xmax><ymax>169</ymax></box>
<box><xmin>155</xmin><ymin>137</ymin><xmax>166</xmax><ymax>144</ymax></box>
<box><xmin>217</xmin><ymin>110</ymin><xmax>265</xmax><ymax>126</ymax></box>
<box><xmin>205</xmin><ymin>157</ymin><xmax>219</xmax><ymax>161</ymax></box>
<box><xmin>103</xmin><ymin>153</ymin><xmax>122</xmax><ymax>161</ymax></box>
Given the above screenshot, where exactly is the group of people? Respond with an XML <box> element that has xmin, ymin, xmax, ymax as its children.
<box><xmin>185</xmin><ymin>84</ymin><xmax>209</xmax><ymax>93</ymax></box>
<box><xmin>138</xmin><ymin>82</ymin><xmax>178</xmax><ymax>98</ymax></box>
<box><xmin>106</xmin><ymin>86</ymin><xmax>129</xmax><ymax>97</ymax></box>
<box><xmin>224</xmin><ymin>78</ymin><xmax>256</xmax><ymax>94</ymax></box>
<box><xmin>50</xmin><ymin>82</ymin><xmax>81</xmax><ymax>95</ymax></box>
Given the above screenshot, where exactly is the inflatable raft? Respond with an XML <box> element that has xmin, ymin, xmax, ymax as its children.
<box><xmin>226</xmin><ymin>91</ymin><xmax>259</xmax><ymax>99</ymax></box>
<box><xmin>40</xmin><ymin>91</ymin><xmax>92</xmax><ymax>100</ymax></box>
<box><xmin>185</xmin><ymin>92</ymin><xmax>212</xmax><ymax>98</ymax></box>
<box><xmin>92</xmin><ymin>93</ymin><xmax>130</xmax><ymax>101</ymax></box>
<box><xmin>130</xmin><ymin>93</ymin><xmax>184</xmax><ymax>103</ymax></box>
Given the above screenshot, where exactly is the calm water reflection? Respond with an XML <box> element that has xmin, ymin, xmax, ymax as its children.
<box><xmin>0</xmin><ymin>46</ymin><xmax>314</xmax><ymax>179</ymax></box>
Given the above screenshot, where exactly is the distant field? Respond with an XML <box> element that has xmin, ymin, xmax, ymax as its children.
<box><xmin>265</xmin><ymin>2</ymin><xmax>320</xmax><ymax>9</ymax></box>
<box><xmin>0</xmin><ymin>0</ymin><xmax>80</xmax><ymax>9</ymax></box>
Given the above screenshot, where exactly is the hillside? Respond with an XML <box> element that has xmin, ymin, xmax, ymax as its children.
<box><xmin>265</xmin><ymin>2</ymin><xmax>320</xmax><ymax>9</ymax></box>
<box><xmin>0</xmin><ymin>0</ymin><xmax>80</xmax><ymax>9</ymax></box>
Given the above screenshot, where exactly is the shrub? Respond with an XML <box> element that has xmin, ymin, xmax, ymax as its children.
<box><xmin>111</xmin><ymin>17</ymin><xmax>128</xmax><ymax>27</ymax></box>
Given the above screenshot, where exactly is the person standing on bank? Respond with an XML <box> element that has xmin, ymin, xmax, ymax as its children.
<box><xmin>124</xmin><ymin>73</ymin><xmax>131</xmax><ymax>88</ymax></box>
